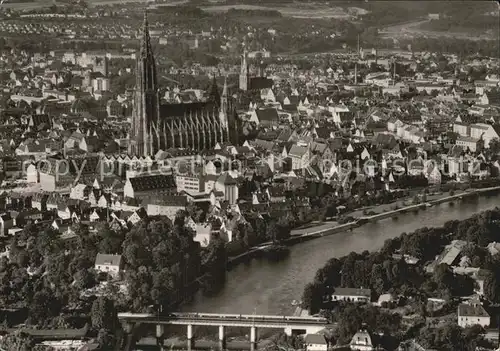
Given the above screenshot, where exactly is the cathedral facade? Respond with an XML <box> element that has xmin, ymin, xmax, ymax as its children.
<box><xmin>129</xmin><ymin>13</ymin><xmax>234</xmax><ymax>157</ymax></box>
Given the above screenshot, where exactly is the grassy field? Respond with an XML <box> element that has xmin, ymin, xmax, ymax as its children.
<box><xmin>379</xmin><ymin>19</ymin><xmax>498</xmax><ymax>42</ymax></box>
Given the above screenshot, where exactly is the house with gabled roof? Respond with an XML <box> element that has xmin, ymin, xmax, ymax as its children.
<box><xmin>289</xmin><ymin>145</ymin><xmax>310</xmax><ymax>170</ymax></box>
<box><xmin>305</xmin><ymin>334</ymin><xmax>328</xmax><ymax>351</ymax></box>
<box><xmin>127</xmin><ymin>207</ymin><xmax>147</xmax><ymax>225</ymax></box>
<box><xmin>350</xmin><ymin>329</ymin><xmax>375</xmax><ymax>350</ymax></box>
<box><xmin>94</xmin><ymin>253</ymin><xmax>122</xmax><ymax>277</ymax></box>
<box><xmin>479</xmin><ymin>90</ymin><xmax>500</xmax><ymax>107</ymax></box>
<box><xmin>458</xmin><ymin>300</ymin><xmax>490</xmax><ymax>328</ymax></box>
<box><xmin>97</xmin><ymin>193</ymin><xmax>112</xmax><ymax>208</ymax></box>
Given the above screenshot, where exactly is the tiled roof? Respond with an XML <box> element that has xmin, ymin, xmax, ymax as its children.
<box><xmin>145</xmin><ymin>195</ymin><xmax>188</xmax><ymax>207</ymax></box>
<box><xmin>95</xmin><ymin>254</ymin><xmax>122</xmax><ymax>267</ymax></box>
<box><xmin>458</xmin><ymin>303</ymin><xmax>489</xmax><ymax>317</ymax></box>
<box><xmin>256</xmin><ymin>108</ymin><xmax>279</xmax><ymax>123</ymax></box>
<box><xmin>249</xmin><ymin>77</ymin><xmax>273</xmax><ymax>90</ymax></box>
<box><xmin>129</xmin><ymin>174</ymin><xmax>176</xmax><ymax>192</ymax></box>
<box><xmin>159</xmin><ymin>101</ymin><xmax>215</xmax><ymax>118</ymax></box>
<box><xmin>305</xmin><ymin>334</ymin><xmax>327</xmax><ymax>345</ymax></box>
<box><xmin>217</xmin><ymin>173</ymin><xmax>237</xmax><ymax>186</ymax></box>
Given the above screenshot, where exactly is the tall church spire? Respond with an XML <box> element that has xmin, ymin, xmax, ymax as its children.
<box><xmin>140</xmin><ymin>11</ymin><xmax>154</xmax><ymax>58</ymax></box>
<box><xmin>129</xmin><ymin>10</ymin><xmax>160</xmax><ymax>157</ymax></box>
<box><xmin>222</xmin><ymin>75</ymin><xmax>228</xmax><ymax>97</ymax></box>
<box><xmin>219</xmin><ymin>74</ymin><xmax>229</xmax><ymax>138</ymax></box>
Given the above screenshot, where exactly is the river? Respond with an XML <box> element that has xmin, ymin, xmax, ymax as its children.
<box><xmin>183</xmin><ymin>194</ymin><xmax>500</xmax><ymax>315</ymax></box>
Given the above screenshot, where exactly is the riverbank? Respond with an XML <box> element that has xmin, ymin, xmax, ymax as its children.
<box><xmin>227</xmin><ymin>185</ymin><xmax>500</xmax><ymax>267</ymax></box>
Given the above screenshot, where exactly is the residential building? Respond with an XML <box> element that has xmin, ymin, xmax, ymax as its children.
<box><xmin>332</xmin><ymin>288</ymin><xmax>371</xmax><ymax>303</ymax></box>
<box><xmin>457</xmin><ymin>301</ymin><xmax>490</xmax><ymax>328</ymax></box>
<box><xmin>350</xmin><ymin>330</ymin><xmax>374</xmax><ymax>351</ymax></box>
<box><xmin>176</xmin><ymin>173</ymin><xmax>205</xmax><ymax>194</ymax></box>
<box><xmin>305</xmin><ymin>334</ymin><xmax>328</xmax><ymax>351</ymax></box>
<box><xmin>146</xmin><ymin>196</ymin><xmax>188</xmax><ymax>221</ymax></box>
<box><xmin>456</xmin><ymin>136</ymin><xmax>483</xmax><ymax>152</ymax></box>
<box><xmin>94</xmin><ymin>254</ymin><xmax>122</xmax><ymax>277</ymax></box>
<box><xmin>289</xmin><ymin>145</ymin><xmax>310</xmax><ymax>170</ymax></box>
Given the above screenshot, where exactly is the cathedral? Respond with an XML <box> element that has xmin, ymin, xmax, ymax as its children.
<box><xmin>129</xmin><ymin>13</ymin><xmax>236</xmax><ymax>157</ymax></box>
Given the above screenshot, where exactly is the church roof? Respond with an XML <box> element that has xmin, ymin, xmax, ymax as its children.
<box><xmin>159</xmin><ymin>101</ymin><xmax>216</xmax><ymax>118</ymax></box>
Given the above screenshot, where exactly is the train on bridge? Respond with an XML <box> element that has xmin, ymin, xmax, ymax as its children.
<box><xmin>118</xmin><ymin>312</ymin><xmax>327</xmax><ymax>324</ymax></box>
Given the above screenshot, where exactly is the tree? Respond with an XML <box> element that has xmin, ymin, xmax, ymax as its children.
<box><xmin>0</xmin><ymin>331</ymin><xmax>35</xmax><ymax>351</ymax></box>
<box><xmin>433</xmin><ymin>264</ymin><xmax>454</xmax><ymax>288</ymax></box>
<box><xmin>268</xmin><ymin>333</ymin><xmax>304</xmax><ymax>351</ymax></box>
<box><xmin>266</xmin><ymin>218</ymin><xmax>292</xmax><ymax>243</ymax></box>
<box><xmin>302</xmin><ymin>282</ymin><xmax>324</xmax><ymax>315</ymax></box>
<box><xmin>483</xmin><ymin>270</ymin><xmax>499</xmax><ymax>303</ymax></box>
<box><xmin>200</xmin><ymin>237</ymin><xmax>227</xmax><ymax>295</ymax></box>
<box><xmin>98</xmin><ymin>223</ymin><xmax>124</xmax><ymax>254</ymax></box>
<box><xmin>267</xmin><ymin>221</ymin><xmax>279</xmax><ymax>243</ymax></box>
<box><xmin>91</xmin><ymin>297</ymin><xmax>118</xmax><ymax>331</ymax></box>
<box><xmin>370</xmin><ymin>264</ymin><xmax>386</xmax><ymax>296</ymax></box>
<box><xmin>73</xmin><ymin>269</ymin><xmax>96</xmax><ymax>290</ymax></box>
<box><xmin>29</xmin><ymin>291</ymin><xmax>62</xmax><ymax>327</ymax></box>
<box><xmin>418</xmin><ymin>322</ymin><xmax>486</xmax><ymax>351</ymax></box>
<box><xmin>314</xmin><ymin>258</ymin><xmax>342</xmax><ymax>289</ymax></box>
<box><xmin>334</xmin><ymin>305</ymin><xmax>401</xmax><ymax>345</ymax></box>
<box><xmin>97</xmin><ymin>328</ymin><xmax>115</xmax><ymax>349</ymax></box>
<box><xmin>489</xmin><ymin>138</ymin><xmax>500</xmax><ymax>155</ymax></box>
<box><xmin>150</xmin><ymin>268</ymin><xmax>175</xmax><ymax>309</ymax></box>
<box><xmin>341</xmin><ymin>252</ymin><xmax>359</xmax><ymax>287</ymax></box>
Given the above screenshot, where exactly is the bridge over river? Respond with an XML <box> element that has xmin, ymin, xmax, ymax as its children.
<box><xmin>118</xmin><ymin>312</ymin><xmax>327</xmax><ymax>351</ymax></box>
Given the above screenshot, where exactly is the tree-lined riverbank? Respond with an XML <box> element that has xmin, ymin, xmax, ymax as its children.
<box><xmin>227</xmin><ymin>186</ymin><xmax>500</xmax><ymax>267</ymax></box>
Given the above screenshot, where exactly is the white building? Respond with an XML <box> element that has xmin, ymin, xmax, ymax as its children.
<box><xmin>94</xmin><ymin>254</ymin><xmax>122</xmax><ymax>277</ymax></box>
<box><xmin>305</xmin><ymin>334</ymin><xmax>328</xmax><ymax>351</ymax></box>
<box><xmin>469</xmin><ymin>123</ymin><xmax>500</xmax><ymax>148</ymax></box>
<box><xmin>457</xmin><ymin>301</ymin><xmax>490</xmax><ymax>328</ymax></box>
<box><xmin>332</xmin><ymin>288</ymin><xmax>371</xmax><ymax>303</ymax></box>
<box><xmin>350</xmin><ymin>330</ymin><xmax>374</xmax><ymax>351</ymax></box>
<box><xmin>26</xmin><ymin>163</ymin><xmax>39</xmax><ymax>183</ymax></box>
<box><xmin>194</xmin><ymin>223</ymin><xmax>212</xmax><ymax>247</ymax></box>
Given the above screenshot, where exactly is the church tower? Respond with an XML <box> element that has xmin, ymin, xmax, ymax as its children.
<box><xmin>218</xmin><ymin>76</ymin><xmax>230</xmax><ymax>143</ymax></box>
<box><xmin>239</xmin><ymin>50</ymin><xmax>248</xmax><ymax>91</ymax></box>
<box><xmin>209</xmin><ymin>74</ymin><xmax>221</xmax><ymax>107</ymax></box>
<box><xmin>129</xmin><ymin>11</ymin><xmax>160</xmax><ymax>157</ymax></box>
<box><xmin>219</xmin><ymin>76</ymin><xmax>228</xmax><ymax>128</ymax></box>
